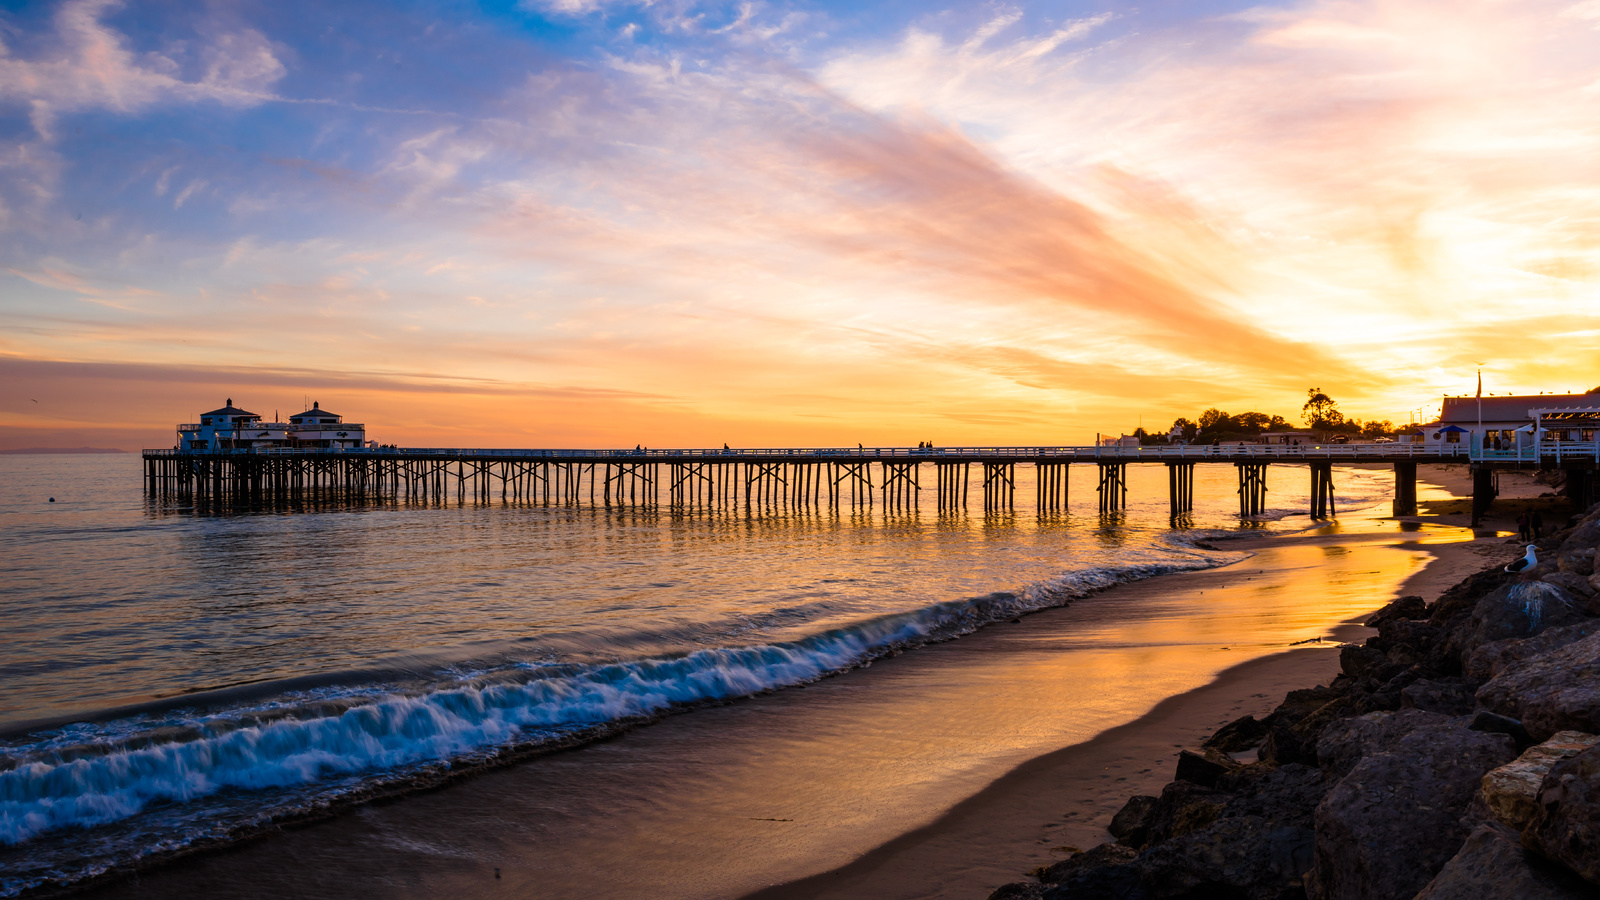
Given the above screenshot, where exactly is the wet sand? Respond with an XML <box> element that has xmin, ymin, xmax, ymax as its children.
<box><xmin>745</xmin><ymin>525</ymin><xmax>1516</xmax><ymax>900</ymax></box>
<box><xmin>76</xmin><ymin>508</ymin><xmax>1511</xmax><ymax>900</ymax></box>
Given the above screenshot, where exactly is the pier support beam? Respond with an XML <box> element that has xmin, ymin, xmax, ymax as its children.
<box><xmin>1166</xmin><ymin>462</ymin><xmax>1195</xmax><ymax>518</ymax></box>
<box><xmin>1470</xmin><ymin>466</ymin><xmax>1496</xmax><ymax>526</ymax></box>
<box><xmin>982</xmin><ymin>463</ymin><xmax>1015</xmax><ymax>510</ymax></box>
<box><xmin>882</xmin><ymin>462</ymin><xmax>920</xmax><ymax>508</ymax></box>
<box><xmin>1309</xmin><ymin>462</ymin><xmax>1335</xmax><ymax>519</ymax></box>
<box><xmin>1564</xmin><ymin>467</ymin><xmax>1597</xmax><ymax>509</ymax></box>
<box><xmin>1097</xmin><ymin>462</ymin><xmax>1127</xmax><ymax>512</ymax></box>
<box><xmin>937</xmin><ymin>462</ymin><xmax>969</xmax><ymax>511</ymax></box>
<box><xmin>1236</xmin><ymin>463</ymin><xmax>1268</xmax><ymax>517</ymax></box>
<box><xmin>1392</xmin><ymin>462</ymin><xmax>1418</xmax><ymax>517</ymax></box>
<box><xmin>1036</xmin><ymin>462</ymin><xmax>1069</xmax><ymax>513</ymax></box>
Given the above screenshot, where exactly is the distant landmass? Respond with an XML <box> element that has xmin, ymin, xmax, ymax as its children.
<box><xmin>0</xmin><ymin>447</ymin><xmax>129</xmax><ymax>455</ymax></box>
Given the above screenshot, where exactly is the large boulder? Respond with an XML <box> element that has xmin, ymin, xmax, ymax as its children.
<box><xmin>1401</xmin><ymin>678</ymin><xmax>1477</xmax><ymax>716</ymax></box>
<box><xmin>1314</xmin><ymin>708</ymin><xmax>1454</xmax><ymax>780</ymax></box>
<box><xmin>1556</xmin><ymin>548</ymin><xmax>1595</xmax><ymax>577</ymax></box>
<box><xmin>1217</xmin><ymin>761</ymin><xmax>1326</xmax><ymax>831</ymax></box>
<box><xmin>1308</xmin><ymin>722</ymin><xmax>1517</xmax><ymax>900</ymax></box>
<box><xmin>1037</xmin><ymin>841</ymin><xmax>1139</xmax><ymax>885</ymax></box>
<box><xmin>1039</xmin><ymin>861</ymin><xmax>1146</xmax><ymax>900</ymax></box>
<box><xmin>987</xmin><ymin>883</ymin><xmax>1045</xmax><ymax>900</ymax></box>
<box><xmin>1543</xmin><ymin>571</ymin><xmax>1596</xmax><ymax>599</ymax></box>
<box><xmin>1463</xmin><ymin>621</ymin><xmax>1600</xmax><ymax>682</ymax></box>
<box><xmin>1477</xmin><ymin>631</ymin><xmax>1600</xmax><ymax>742</ymax></box>
<box><xmin>1414</xmin><ymin>823</ymin><xmax>1595</xmax><ymax>899</ymax></box>
<box><xmin>1136</xmin><ymin>815</ymin><xmax>1314</xmax><ymax>900</ymax></box>
<box><xmin>1339</xmin><ymin>643</ymin><xmax>1402</xmax><ymax>681</ymax></box>
<box><xmin>1173</xmin><ymin>747</ymin><xmax>1242</xmax><ymax>788</ymax></box>
<box><xmin>1141</xmin><ymin>780</ymin><xmax>1228</xmax><ymax>845</ymax></box>
<box><xmin>1480</xmin><ymin>731</ymin><xmax>1599</xmax><ymax>830</ymax></box>
<box><xmin>1523</xmin><ymin>744</ymin><xmax>1600</xmax><ymax>886</ymax></box>
<box><xmin>1107</xmin><ymin>795</ymin><xmax>1159</xmax><ymax>848</ymax></box>
<box><xmin>1365</xmin><ymin>594</ymin><xmax>1426</xmax><ymax>627</ymax></box>
<box><xmin>1558</xmin><ymin>512</ymin><xmax>1600</xmax><ymax>556</ymax></box>
<box><xmin>1430</xmin><ymin>568</ymin><xmax>1514</xmax><ymax>629</ymax></box>
<box><xmin>1462</xmin><ymin>582</ymin><xmax>1588</xmax><ymax>657</ymax></box>
<box><xmin>1203</xmin><ymin>714</ymin><xmax>1269</xmax><ymax>753</ymax></box>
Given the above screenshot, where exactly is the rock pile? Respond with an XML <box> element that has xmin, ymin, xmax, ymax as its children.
<box><xmin>988</xmin><ymin>502</ymin><xmax>1600</xmax><ymax>900</ymax></box>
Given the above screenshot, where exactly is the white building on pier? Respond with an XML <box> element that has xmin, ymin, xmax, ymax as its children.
<box><xmin>176</xmin><ymin>399</ymin><xmax>368</xmax><ymax>451</ymax></box>
<box><xmin>1434</xmin><ymin>392</ymin><xmax>1599</xmax><ymax>452</ymax></box>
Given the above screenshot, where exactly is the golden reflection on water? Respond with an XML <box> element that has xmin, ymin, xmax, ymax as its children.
<box><xmin>202</xmin><ymin>526</ymin><xmax>1463</xmax><ymax>900</ymax></box>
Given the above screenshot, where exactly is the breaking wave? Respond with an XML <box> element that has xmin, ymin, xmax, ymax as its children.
<box><xmin>0</xmin><ymin>548</ymin><xmax>1235</xmax><ymax>894</ymax></box>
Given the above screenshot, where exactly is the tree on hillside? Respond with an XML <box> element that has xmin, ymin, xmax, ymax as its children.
<box><xmin>1198</xmin><ymin>408</ymin><xmax>1231</xmax><ymax>433</ymax></box>
<box><xmin>1234</xmin><ymin>411</ymin><xmax>1272</xmax><ymax>433</ymax></box>
<box><xmin>1302</xmin><ymin>388</ymin><xmax>1343</xmax><ymax>429</ymax></box>
<box><xmin>1361</xmin><ymin>419</ymin><xmax>1396</xmax><ymax>439</ymax></box>
<box><xmin>1269</xmin><ymin>415</ymin><xmax>1290</xmax><ymax>430</ymax></box>
<box><xmin>1171</xmin><ymin>417</ymin><xmax>1197</xmax><ymax>441</ymax></box>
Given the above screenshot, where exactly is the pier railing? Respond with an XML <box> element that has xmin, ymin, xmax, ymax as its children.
<box><xmin>141</xmin><ymin>443</ymin><xmax>1500</xmax><ymax>461</ymax></box>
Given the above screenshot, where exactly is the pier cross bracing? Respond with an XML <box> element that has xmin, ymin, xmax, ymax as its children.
<box><xmin>142</xmin><ymin>443</ymin><xmax>1600</xmax><ymax>522</ymax></box>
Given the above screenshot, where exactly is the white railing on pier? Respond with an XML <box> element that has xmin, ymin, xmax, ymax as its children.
<box><xmin>135</xmin><ymin>443</ymin><xmax>1553</xmax><ymax>462</ymax></box>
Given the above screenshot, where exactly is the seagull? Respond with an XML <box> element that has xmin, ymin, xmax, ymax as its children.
<box><xmin>1504</xmin><ymin>544</ymin><xmax>1538</xmax><ymax>576</ymax></box>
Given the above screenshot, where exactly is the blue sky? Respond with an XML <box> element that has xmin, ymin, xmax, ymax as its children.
<box><xmin>2</xmin><ymin>0</ymin><xmax>1597</xmax><ymax>449</ymax></box>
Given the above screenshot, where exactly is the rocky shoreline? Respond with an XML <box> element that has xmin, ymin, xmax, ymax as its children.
<box><xmin>988</xmin><ymin>505</ymin><xmax>1600</xmax><ymax>900</ymax></box>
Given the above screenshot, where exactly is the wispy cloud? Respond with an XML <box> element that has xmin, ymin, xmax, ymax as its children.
<box><xmin>1</xmin><ymin>0</ymin><xmax>1597</xmax><ymax>450</ymax></box>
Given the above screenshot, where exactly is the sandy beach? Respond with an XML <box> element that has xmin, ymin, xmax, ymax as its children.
<box><xmin>64</xmin><ymin>465</ymin><xmax>1540</xmax><ymax>900</ymax></box>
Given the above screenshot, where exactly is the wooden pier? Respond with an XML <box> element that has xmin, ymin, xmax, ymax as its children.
<box><xmin>143</xmin><ymin>442</ymin><xmax>1600</xmax><ymax>523</ymax></box>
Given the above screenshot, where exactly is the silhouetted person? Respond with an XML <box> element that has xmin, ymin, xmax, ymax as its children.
<box><xmin>1532</xmin><ymin>510</ymin><xmax>1544</xmax><ymax>537</ymax></box>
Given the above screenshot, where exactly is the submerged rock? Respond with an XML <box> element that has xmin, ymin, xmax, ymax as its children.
<box><xmin>1309</xmin><ymin>722</ymin><xmax>1516</xmax><ymax>900</ymax></box>
<box><xmin>1477</xmin><ymin>631</ymin><xmax>1600</xmax><ymax>742</ymax></box>
<box><xmin>1523</xmin><ymin>745</ymin><xmax>1600</xmax><ymax>886</ymax></box>
<box><xmin>1414</xmin><ymin>824</ymin><xmax>1595</xmax><ymax>899</ymax></box>
<box><xmin>1480</xmin><ymin>731</ymin><xmax>1599</xmax><ymax>830</ymax></box>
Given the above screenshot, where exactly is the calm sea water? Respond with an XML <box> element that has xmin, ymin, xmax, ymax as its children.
<box><xmin>0</xmin><ymin>453</ymin><xmax>1395</xmax><ymax>895</ymax></box>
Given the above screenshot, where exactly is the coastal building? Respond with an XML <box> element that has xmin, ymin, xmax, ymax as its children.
<box><xmin>175</xmin><ymin>400</ymin><xmax>367</xmax><ymax>451</ymax></box>
<box><xmin>1434</xmin><ymin>392</ymin><xmax>1599</xmax><ymax>452</ymax></box>
<box><xmin>286</xmin><ymin>402</ymin><xmax>366</xmax><ymax>449</ymax></box>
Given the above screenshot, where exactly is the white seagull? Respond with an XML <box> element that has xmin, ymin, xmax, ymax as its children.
<box><xmin>1504</xmin><ymin>544</ymin><xmax>1538</xmax><ymax>575</ymax></box>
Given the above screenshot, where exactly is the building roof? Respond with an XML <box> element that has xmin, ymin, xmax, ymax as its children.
<box><xmin>290</xmin><ymin>401</ymin><xmax>340</xmax><ymax>420</ymax></box>
<box><xmin>200</xmin><ymin>398</ymin><xmax>259</xmax><ymax>418</ymax></box>
<box><xmin>1440</xmin><ymin>393</ymin><xmax>1597</xmax><ymax>424</ymax></box>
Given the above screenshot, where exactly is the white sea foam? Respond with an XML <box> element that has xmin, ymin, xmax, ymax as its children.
<box><xmin>0</xmin><ymin>554</ymin><xmax>1230</xmax><ymax>854</ymax></box>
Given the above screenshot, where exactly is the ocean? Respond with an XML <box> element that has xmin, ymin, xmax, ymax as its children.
<box><xmin>0</xmin><ymin>453</ymin><xmax>1399</xmax><ymax>896</ymax></box>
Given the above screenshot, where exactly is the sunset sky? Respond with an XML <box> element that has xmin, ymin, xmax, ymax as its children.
<box><xmin>2</xmin><ymin>0</ymin><xmax>1597</xmax><ymax>450</ymax></box>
